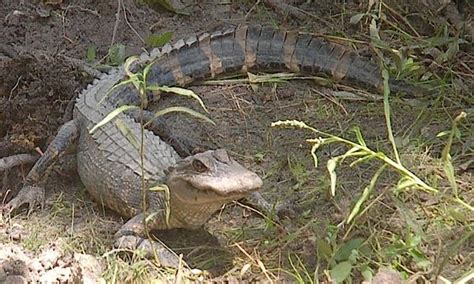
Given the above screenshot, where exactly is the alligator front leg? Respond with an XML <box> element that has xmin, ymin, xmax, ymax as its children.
<box><xmin>3</xmin><ymin>120</ymin><xmax>80</xmax><ymax>214</ymax></box>
<box><xmin>114</xmin><ymin>214</ymin><xmax>184</xmax><ymax>268</ymax></box>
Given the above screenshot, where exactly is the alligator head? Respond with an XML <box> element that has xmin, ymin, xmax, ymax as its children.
<box><xmin>165</xmin><ymin>149</ymin><xmax>262</xmax><ymax>228</ymax></box>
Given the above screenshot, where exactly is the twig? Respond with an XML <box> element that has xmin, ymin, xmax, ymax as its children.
<box><xmin>0</xmin><ymin>154</ymin><xmax>39</xmax><ymax>172</ymax></box>
<box><xmin>382</xmin><ymin>2</ymin><xmax>421</xmax><ymax>38</ymax></box>
<box><xmin>8</xmin><ymin>76</ymin><xmax>22</xmax><ymax>100</ymax></box>
<box><xmin>58</xmin><ymin>55</ymin><xmax>103</xmax><ymax>78</ymax></box>
<box><xmin>121</xmin><ymin>0</ymin><xmax>145</xmax><ymax>44</ymax></box>
<box><xmin>63</xmin><ymin>5</ymin><xmax>100</xmax><ymax>17</ymax></box>
<box><xmin>111</xmin><ymin>0</ymin><xmax>122</xmax><ymax>48</ymax></box>
<box><xmin>245</xmin><ymin>0</ymin><xmax>261</xmax><ymax>20</ymax></box>
<box><xmin>263</xmin><ymin>0</ymin><xmax>308</xmax><ymax>21</ymax></box>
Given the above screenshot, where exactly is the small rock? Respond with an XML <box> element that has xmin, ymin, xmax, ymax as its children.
<box><xmin>371</xmin><ymin>268</ymin><xmax>405</xmax><ymax>284</ymax></box>
<box><xmin>5</xmin><ymin>275</ymin><xmax>27</xmax><ymax>284</ymax></box>
<box><xmin>73</xmin><ymin>253</ymin><xmax>103</xmax><ymax>284</ymax></box>
<box><xmin>6</xmin><ymin>224</ymin><xmax>27</xmax><ymax>241</ymax></box>
<box><xmin>39</xmin><ymin>243</ymin><xmax>63</xmax><ymax>270</ymax></box>
<box><xmin>28</xmin><ymin>259</ymin><xmax>44</xmax><ymax>274</ymax></box>
<box><xmin>39</xmin><ymin>267</ymin><xmax>73</xmax><ymax>284</ymax></box>
<box><xmin>4</xmin><ymin>10</ymin><xmax>29</xmax><ymax>26</ymax></box>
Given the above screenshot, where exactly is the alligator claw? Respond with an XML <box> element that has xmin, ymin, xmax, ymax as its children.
<box><xmin>245</xmin><ymin>192</ymin><xmax>296</xmax><ymax>222</ymax></box>
<box><xmin>114</xmin><ymin>235</ymin><xmax>184</xmax><ymax>268</ymax></box>
<box><xmin>3</xmin><ymin>186</ymin><xmax>45</xmax><ymax>215</ymax></box>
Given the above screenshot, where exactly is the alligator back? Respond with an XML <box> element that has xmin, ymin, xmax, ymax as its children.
<box><xmin>142</xmin><ymin>25</ymin><xmax>420</xmax><ymax>95</ymax></box>
<box><xmin>74</xmin><ymin>69</ymin><xmax>181</xmax><ymax>218</ymax></box>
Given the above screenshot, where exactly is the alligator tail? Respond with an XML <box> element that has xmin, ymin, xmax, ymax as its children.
<box><xmin>145</xmin><ymin>25</ymin><xmax>423</xmax><ymax>96</ymax></box>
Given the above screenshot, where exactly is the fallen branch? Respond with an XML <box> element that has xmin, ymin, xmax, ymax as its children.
<box><xmin>0</xmin><ymin>154</ymin><xmax>39</xmax><ymax>172</ymax></box>
<box><xmin>263</xmin><ymin>0</ymin><xmax>308</xmax><ymax>21</ymax></box>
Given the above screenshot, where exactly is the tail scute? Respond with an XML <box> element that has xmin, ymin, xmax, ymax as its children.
<box><xmin>142</xmin><ymin>25</ymin><xmax>424</xmax><ymax>96</ymax></box>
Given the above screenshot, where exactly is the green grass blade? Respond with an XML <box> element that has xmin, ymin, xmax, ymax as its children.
<box><xmin>114</xmin><ymin>119</ymin><xmax>140</xmax><ymax>151</ymax></box>
<box><xmin>89</xmin><ymin>105</ymin><xmax>139</xmax><ymax>134</ymax></box>
<box><xmin>152</xmin><ymin>86</ymin><xmax>209</xmax><ymax>113</ymax></box>
<box><xmin>441</xmin><ymin>111</ymin><xmax>467</xmax><ymax>197</ymax></box>
<box><xmin>124</xmin><ymin>56</ymin><xmax>139</xmax><ymax>78</ymax></box>
<box><xmin>143</xmin><ymin>106</ymin><xmax>215</xmax><ymax>128</ymax></box>
<box><xmin>148</xmin><ymin>184</ymin><xmax>171</xmax><ymax>228</ymax></box>
<box><xmin>346</xmin><ymin>165</ymin><xmax>387</xmax><ymax>224</ymax></box>
<box><xmin>352</xmin><ymin>126</ymin><xmax>367</xmax><ymax>147</ymax></box>
<box><xmin>382</xmin><ymin>68</ymin><xmax>401</xmax><ymax>165</ymax></box>
<box><xmin>98</xmin><ymin>77</ymin><xmax>139</xmax><ymax>105</ymax></box>
<box><xmin>327</xmin><ymin>158</ymin><xmax>339</xmax><ymax>196</ymax></box>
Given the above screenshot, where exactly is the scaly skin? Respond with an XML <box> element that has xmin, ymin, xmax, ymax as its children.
<box><xmin>3</xmin><ymin>25</ymin><xmax>424</xmax><ymax>266</ymax></box>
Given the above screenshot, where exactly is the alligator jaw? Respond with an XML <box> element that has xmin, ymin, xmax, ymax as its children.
<box><xmin>166</xmin><ymin>149</ymin><xmax>262</xmax><ymax>204</ymax></box>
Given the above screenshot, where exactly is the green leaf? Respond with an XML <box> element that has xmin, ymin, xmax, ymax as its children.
<box><xmin>86</xmin><ymin>46</ymin><xmax>96</xmax><ymax>62</ymax></box>
<box><xmin>148</xmin><ymin>184</ymin><xmax>171</xmax><ymax>227</ymax></box>
<box><xmin>317</xmin><ymin>239</ymin><xmax>332</xmax><ymax>260</ymax></box>
<box><xmin>123</xmin><ymin>56</ymin><xmax>140</xmax><ymax>79</ymax></box>
<box><xmin>335</xmin><ymin>238</ymin><xmax>365</xmax><ymax>261</ymax></box>
<box><xmin>143</xmin><ymin>106</ymin><xmax>215</xmax><ymax>128</ymax></box>
<box><xmin>382</xmin><ymin>67</ymin><xmax>402</xmax><ymax>166</ymax></box>
<box><xmin>369</xmin><ymin>18</ymin><xmax>380</xmax><ymax>40</ymax></box>
<box><xmin>108</xmin><ymin>43</ymin><xmax>126</xmax><ymax>66</ymax></box>
<box><xmin>89</xmin><ymin>105</ymin><xmax>139</xmax><ymax>134</ymax></box>
<box><xmin>350</xmin><ymin>13</ymin><xmax>365</xmax><ymax>25</ymax></box>
<box><xmin>361</xmin><ymin>265</ymin><xmax>373</xmax><ymax>281</ymax></box>
<box><xmin>115</xmin><ymin>119</ymin><xmax>140</xmax><ymax>151</ymax></box>
<box><xmin>448</xmin><ymin>208</ymin><xmax>467</xmax><ymax>223</ymax></box>
<box><xmin>327</xmin><ymin>158</ymin><xmax>338</xmax><ymax>196</ymax></box>
<box><xmin>349</xmin><ymin>154</ymin><xmax>375</xmax><ymax>167</ymax></box>
<box><xmin>387</xmin><ymin>49</ymin><xmax>403</xmax><ymax>73</ymax></box>
<box><xmin>330</xmin><ymin>261</ymin><xmax>353</xmax><ymax>283</ymax></box>
<box><xmin>153</xmin><ymin>85</ymin><xmax>209</xmax><ymax>113</ymax></box>
<box><xmin>412</xmin><ymin>252</ymin><xmax>431</xmax><ymax>269</ymax></box>
<box><xmin>143</xmin><ymin>61</ymin><xmax>153</xmax><ymax>85</ymax></box>
<box><xmin>352</xmin><ymin>126</ymin><xmax>366</xmax><ymax>147</ymax></box>
<box><xmin>340</xmin><ymin>147</ymin><xmax>364</xmax><ymax>162</ymax></box>
<box><xmin>395</xmin><ymin>177</ymin><xmax>418</xmax><ymax>192</ymax></box>
<box><xmin>310</xmin><ymin>141</ymin><xmax>320</xmax><ymax>168</ymax></box>
<box><xmin>445</xmin><ymin>39</ymin><xmax>459</xmax><ymax>61</ymax></box>
<box><xmin>150</xmin><ymin>0</ymin><xmax>187</xmax><ymax>14</ymax></box>
<box><xmin>436</xmin><ymin>130</ymin><xmax>450</xmax><ymax>138</ymax></box>
<box><xmin>145</xmin><ymin>32</ymin><xmax>173</xmax><ymax>48</ymax></box>
<box><xmin>346</xmin><ymin>165</ymin><xmax>386</xmax><ymax>223</ymax></box>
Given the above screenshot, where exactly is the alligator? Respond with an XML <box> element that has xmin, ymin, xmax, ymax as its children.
<box><xmin>2</xmin><ymin>25</ymin><xmax>423</xmax><ymax>267</ymax></box>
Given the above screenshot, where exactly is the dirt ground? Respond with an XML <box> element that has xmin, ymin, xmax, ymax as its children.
<box><xmin>0</xmin><ymin>0</ymin><xmax>473</xmax><ymax>282</ymax></box>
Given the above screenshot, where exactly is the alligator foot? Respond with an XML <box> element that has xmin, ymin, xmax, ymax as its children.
<box><xmin>114</xmin><ymin>235</ymin><xmax>184</xmax><ymax>268</ymax></box>
<box><xmin>246</xmin><ymin>192</ymin><xmax>295</xmax><ymax>222</ymax></box>
<box><xmin>3</xmin><ymin>186</ymin><xmax>45</xmax><ymax>215</ymax></box>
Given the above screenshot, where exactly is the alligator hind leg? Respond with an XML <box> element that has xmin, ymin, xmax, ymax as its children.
<box><xmin>115</xmin><ymin>235</ymin><xmax>182</xmax><ymax>267</ymax></box>
<box><xmin>114</xmin><ymin>214</ymin><xmax>184</xmax><ymax>268</ymax></box>
<box><xmin>3</xmin><ymin>120</ymin><xmax>80</xmax><ymax>214</ymax></box>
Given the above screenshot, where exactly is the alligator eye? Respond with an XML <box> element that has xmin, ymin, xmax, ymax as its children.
<box><xmin>192</xmin><ymin>159</ymin><xmax>208</xmax><ymax>173</ymax></box>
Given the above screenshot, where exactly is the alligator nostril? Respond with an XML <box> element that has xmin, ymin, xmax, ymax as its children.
<box><xmin>248</xmin><ymin>173</ymin><xmax>263</xmax><ymax>189</ymax></box>
<box><xmin>214</xmin><ymin>149</ymin><xmax>229</xmax><ymax>162</ymax></box>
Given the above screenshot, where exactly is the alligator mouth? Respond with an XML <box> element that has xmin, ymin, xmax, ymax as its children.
<box><xmin>171</xmin><ymin>181</ymin><xmax>255</xmax><ymax>205</ymax></box>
